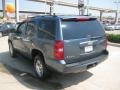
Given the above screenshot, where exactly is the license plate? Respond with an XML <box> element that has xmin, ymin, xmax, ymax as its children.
<box><xmin>85</xmin><ymin>46</ymin><xmax>93</xmax><ymax>53</ymax></box>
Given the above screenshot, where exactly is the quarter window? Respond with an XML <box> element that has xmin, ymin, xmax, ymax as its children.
<box><xmin>38</xmin><ymin>19</ymin><xmax>56</xmax><ymax>39</ymax></box>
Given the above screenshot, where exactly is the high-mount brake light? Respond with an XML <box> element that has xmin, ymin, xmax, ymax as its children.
<box><xmin>76</xmin><ymin>18</ymin><xmax>89</xmax><ymax>21</ymax></box>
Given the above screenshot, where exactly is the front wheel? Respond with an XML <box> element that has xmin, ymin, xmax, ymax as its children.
<box><xmin>33</xmin><ymin>54</ymin><xmax>49</xmax><ymax>80</ymax></box>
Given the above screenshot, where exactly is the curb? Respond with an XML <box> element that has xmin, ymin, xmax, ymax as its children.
<box><xmin>108</xmin><ymin>42</ymin><xmax>120</xmax><ymax>47</ymax></box>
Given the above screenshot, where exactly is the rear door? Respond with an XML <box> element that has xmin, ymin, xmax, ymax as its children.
<box><xmin>22</xmin><ymin>21</ymin><xmax>36</xmax><ymax>57</ymax></box>
<box><xmin>61</xmin><ymin>18</ymin><xmax>106</xmax><ymax>64</ymax></box>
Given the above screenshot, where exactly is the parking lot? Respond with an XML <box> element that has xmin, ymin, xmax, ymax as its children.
<box><xmin>0</xmin><ymin>36</ymin><xmax>120</xmax><ymax>90</ymax></box>
<box><xmin>106</xmin><ymin>30</ymin><xmax>120</xmax><ymax>35</ymax></box>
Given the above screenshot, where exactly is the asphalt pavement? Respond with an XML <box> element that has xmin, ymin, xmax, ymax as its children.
<box><xmin>0</xmin><ymin>36</ymin><xmax>120</xmax><ymax>90</ymax></box>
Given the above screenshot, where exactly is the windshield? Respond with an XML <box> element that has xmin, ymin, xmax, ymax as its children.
<box><xmin>61</xmin><ymin>20</ymin><xmax>105</xmax><ymax>40</ymax></box>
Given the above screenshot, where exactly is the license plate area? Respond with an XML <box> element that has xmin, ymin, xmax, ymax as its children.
<box><xmin>85</xmin><ymin>46</ymin><xmax>93</xmax><ymax>53</ymax></box>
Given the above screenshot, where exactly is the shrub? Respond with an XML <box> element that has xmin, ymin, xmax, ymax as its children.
<box><xmin>0</xmin><ymin>16</ymin><xmax>3</xmax><ymax>19</ymax></box>
<box><xmin>108</xmin><ymin>34</ymin><xmax>120</xmax><ymax>43</ymax></box>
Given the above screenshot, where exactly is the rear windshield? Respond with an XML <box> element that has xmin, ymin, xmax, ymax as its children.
<box><xmin>61</xmin><ymin>20</ymin><xmax>105</xmax><ymax>40</ymax></box>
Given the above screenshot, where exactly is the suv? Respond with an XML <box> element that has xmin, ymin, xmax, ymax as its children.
<box><xmin>8</xmin><ymin>15</ymin><xmax>108</xmax><ymax>79</ymax></box>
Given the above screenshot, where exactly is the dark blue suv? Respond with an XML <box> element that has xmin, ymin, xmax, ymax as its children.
<box><xmin>8</xmin><ymin>15</ymin><xmax>108</xmax><ymax>79</ymax></box>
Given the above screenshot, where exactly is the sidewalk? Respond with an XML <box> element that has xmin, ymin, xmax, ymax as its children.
<box><xmin>108</xmin><ymin>42</ymin><xmax>120</xmax><ymax>47</ymax></box>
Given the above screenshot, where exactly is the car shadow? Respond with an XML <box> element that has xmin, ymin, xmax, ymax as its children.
<box><xmin>0</xmin><ymin>51</ymin><xmax>93</xmax><ymax>90</ymax></box>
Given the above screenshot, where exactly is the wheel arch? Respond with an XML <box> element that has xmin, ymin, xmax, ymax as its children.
<box><xmin>31</xmin><ymin>49</ymin><xmax>46</xmax><ymax>64</ymax></box>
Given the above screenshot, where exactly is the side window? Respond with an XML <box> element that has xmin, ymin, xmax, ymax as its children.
<box><xmin>17</xmin><ymin>22</ymin><xmax>27</xmax><ymax>35</ymax></box>
<box><xmin>38</xmin><ymin>19</ymin><xmax>56</xmax><ymax>40</ymax></box>
<box><xmin>6</xmin><ymin>24</ymin><xmax>11</xmax><ymax>29</ymax></box>
<box><xmin>26</xmin><ymin>22</ymin><xmax>35</xmax><ymax>37</ymax></box>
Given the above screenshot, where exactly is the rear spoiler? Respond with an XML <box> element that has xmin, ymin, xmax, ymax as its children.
<box><xmin>62</xmin><ymin>18</ymin><xmax>97</xmax><ymax>22</ymax></box>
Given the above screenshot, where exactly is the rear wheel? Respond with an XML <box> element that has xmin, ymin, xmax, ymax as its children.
<box><xmin>33</xmin><ymin>54</ymin><xmax>49</xmax><ymax>80</ymax></box>
<box><xmin>9</xmin><ymin>42</ymin><xmax>16</xmax><ymax>57</ymax></box>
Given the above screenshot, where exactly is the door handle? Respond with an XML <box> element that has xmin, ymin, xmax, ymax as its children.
<box><xmin>17</xmin><ymin>37</ymin><xmax>22</xmax><ymax>39</ymax></box>
<box><xmin>22</xmin><ymin>38</ymin><xmax>31</xmax><ymax>42</ymax></box>
<box><xmin>14</xmin><ymin>36</ymin><xmax>22</xmax><ymax>39</ymax></box>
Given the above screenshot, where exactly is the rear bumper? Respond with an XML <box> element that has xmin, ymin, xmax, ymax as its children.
<box><xmin>52</xmin><ymin>50</ymin><xmax>109</xmax><ymax>74</ymax></box>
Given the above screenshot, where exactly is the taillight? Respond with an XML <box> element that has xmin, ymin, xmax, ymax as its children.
<box><xmin>106</xmin><ymin>34</ymin><xmax>108</xmax><ymax>49</ymax></box>
<box><xmin>54</xmin><ymin>40</ymin><xmax>64</xmax><ymax>60</ymax></box>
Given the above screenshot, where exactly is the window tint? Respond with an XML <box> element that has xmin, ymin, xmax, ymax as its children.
<box><xmin>38</xmin><ymin>19</ymin><xmax>56</xmax><ymax>39</ymax></box>
<box><xmin>62</xmin><ymin>20</ymin><xmax>105</xmax><ymax>40</ymax></box>
<box><xmin>1</xmin><ymin>24</ymin><xmax>7</xmax><ymax>30</ymax></box>
<box><xmin>17</xmin><ymin>23</ymin><xmax>27</xmax><ymax>34</ymax></box>
<box><xmin>26</xmin><ymin>22</ymin><xmax>35</xmax><ymax>36</ymax></box>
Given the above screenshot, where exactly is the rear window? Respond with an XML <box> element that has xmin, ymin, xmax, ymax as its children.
<box><xmin>61</xmin><ymin>19</ymin><xmax>105</xmax><ymax>40</ymax></box>
<box><xmin>6</xmin><ymin>23</ymin><xmax>15</xmax><ymax>29</ymax></box>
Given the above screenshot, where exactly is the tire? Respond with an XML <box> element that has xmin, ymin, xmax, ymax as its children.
<box><xmin>33</xmin><ymin>54</ymin><xmax>49</xmax><ymax>80</ymax></box>
<box><xmin>9</xmin><ymin>42</ymin><xmax>16</xmax><ymax>57</ymax></box>
<box><xmin>0</xmin><ymin>32</ymin><xmax>2</xmax><ymax>37</ymax></box>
